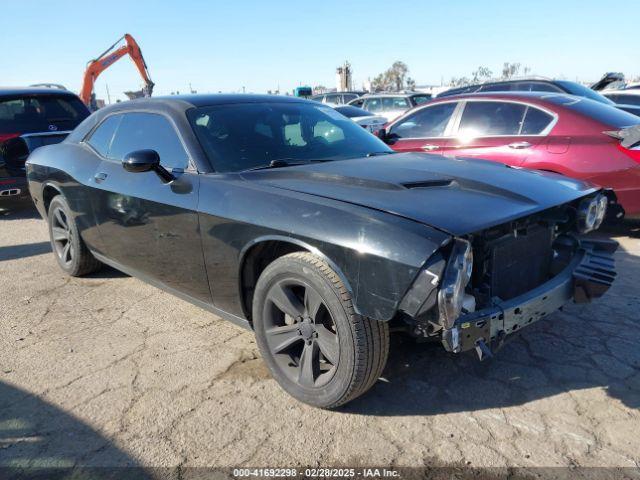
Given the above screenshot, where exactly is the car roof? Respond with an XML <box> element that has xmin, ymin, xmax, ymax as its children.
<box><xmin>439</xmin><ymin>78</ymin><xmax>563</xmax><ymax>95</ymax></box>
<box><xmin>358</xmin><ymin>92</ymin><xmax>427</xmax><ymax>99</ymax></box>
<box><xmin>0</xmin><ymin>87</ymin><xmax>81</xmax><ymax>97</ymax></box>
<box><xmin>430</xmin><ymin>91</ymin><xmax>582</xmax><ymax>106</ymax></box>
<box><xmin>152</xmin><ymin>93</ymin><xmax>311</xmax><ymax>107</ymax></box>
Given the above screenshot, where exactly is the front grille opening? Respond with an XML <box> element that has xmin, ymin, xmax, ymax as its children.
<box><xmin>472</xmin><ymin>224</ymin><xmax>555</xmax><ymax>303</ymax></box>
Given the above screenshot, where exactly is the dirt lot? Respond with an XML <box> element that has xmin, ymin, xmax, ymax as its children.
<box><xmin>1</xmin><ymin>201</ymin><xmax>639</xmax><ymax>477</ymax></box>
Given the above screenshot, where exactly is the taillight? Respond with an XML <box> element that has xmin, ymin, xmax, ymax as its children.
<box><xmin>0</xmin><ymin>133</ymin><xmax>21</xmax><ymax>144</ymax></box>
<box><xmin>617</xmin><ymin>143</ymin><xmax>640</xmax><ymax>163</ymax></box>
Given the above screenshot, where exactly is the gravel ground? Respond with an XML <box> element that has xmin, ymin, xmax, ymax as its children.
<box><xmin>1</xmin><ymin>201</ymin><xmax>639</xmax><ymax>478</ymax></box>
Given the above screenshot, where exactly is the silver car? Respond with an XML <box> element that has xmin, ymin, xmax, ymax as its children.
<box><xmin>348</xmin><ymin>92</ymin><xmax>432</xmax><ymax>121</ymax></box>
<box><xmin>334</xmin><ymin>105</ymin><xmax>387</xmax><ymax>134</ymax></box>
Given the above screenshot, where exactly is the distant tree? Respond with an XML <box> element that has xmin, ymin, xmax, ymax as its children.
<box><xmin>371</xmin><ymin>73</ymin><xmax>388</xmax><ymax>91</ymax></box>
<box><xmin>313</xmin><ymin>85</ymin><xmax>328</xmax><ymax>94</ymax></box>
<box><xmin>406</xmin><ymin>76</ymin><xmax>416</xmax><ymax>90</ymax></box>
<box><xmin>372</xmin><ymin>61</ymin><xmax>410</xmax><ymax>91</ymax></box>
<box><xmin>501</xmin><ymin>62</ymin><xmax>530</xmax><ymax>79</ymax></box>
<box><xmin>389</xmin><ymin>61</ymin><xmax>409</xmax><ymax>90</ymax></box>
<box><xmin>449</xmin><ymin>76</ymin><xmax>471</xmax><ymax>87</ymax></box>
<box><xmin>471</xmin><ymin>66</ymin><xmax>493</xmax><ymax>83</ymax></box>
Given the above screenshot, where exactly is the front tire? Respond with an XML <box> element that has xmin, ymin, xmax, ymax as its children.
<box><xmin>253</xmin><ymin>252</ymin><xmax>389</xmax><ymax>408</ymax></box>
<box><xmin>47</xmin><ymin>195</ymin><xmax>101</xmax><ymax>277</ymax></box>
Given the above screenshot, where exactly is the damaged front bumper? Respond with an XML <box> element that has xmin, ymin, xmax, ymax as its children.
<box><xmin>441</xmin><ymin>237</ymin><xmax>618</xmax><ymax>359</ymax></box>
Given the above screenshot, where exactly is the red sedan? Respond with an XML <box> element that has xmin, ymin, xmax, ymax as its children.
<box><xmin>379</xmin><ymin>92</ymin><xmax>640</xmax><ymax>218</ymax></box>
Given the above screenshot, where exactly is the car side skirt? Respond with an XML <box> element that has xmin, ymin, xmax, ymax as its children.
<box><xmin>91</xmin><ymin>251</ymin><xmax>252</xmax><ymax>331</ymax></box>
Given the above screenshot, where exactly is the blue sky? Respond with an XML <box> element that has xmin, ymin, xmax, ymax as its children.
<box><xmin>1</xmin><ymin>0</ymin><xmax>638</xmax><ymax>101</ymax></box>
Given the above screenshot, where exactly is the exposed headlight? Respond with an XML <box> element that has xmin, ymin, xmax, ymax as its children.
<box><xmin>438</xmin><ymin>239</ymin><xmax>473</xmax><ymax>329</ymax></box>
<box><xmin>577</xmin><ymin>194</ymin><xmax>607</xmax><ymax>233</ymax></box>
<box><xmin>594</xmin><ymin>194</ymin><xmax>608</xmax><ymax>230</ymax></box>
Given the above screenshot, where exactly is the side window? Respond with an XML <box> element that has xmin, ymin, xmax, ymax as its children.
<box><xmin>364</xmin><ymin>98</ymin><xmax>383</xmax><ymax>113</ymax></box>
<box><xmin>479</xmin><ymin>83</ymin><xmax>514</xmax><ymax>92</ymax></box>
<box><xmin>324</xmin><ymin>94</ymin><xmax>340</xmax><ymax>105</ymax></box>
<box><xmin>350</xmin><ymin>98</ymin><xmax>365</xmax><ymax>108</ymax></box>
<box><xmin>458</xmin><ymin>101</ymin><xmax>527</xmax><ymax>137</ymax></box>
<box><xmin>343</xmin><ymin>94</ymin><xmax>358</xmax><ymax>104</ymax></box>
<box><xmin>86</xmin><ymin>115</ymin><xmax>122</xmax><ymax>157</ymax></box>
<box><xmin>390</xmin><ymin>102</ymin><xmax>457</xmax><ymax>139</ymax></box>
<box><xmin>108</xmin><ymin>113</ymin><xmax>189</xmax><ymax>170</ymax></box>
<box><xmin>412</xmin><ymin>95</ymin><xmax>432</xmax><ymax>105</ymax></box>
<box><xmin>383</xmin><ymin>97</ymin><xmax>409</xmax><ymax>111</ymax></box>
<box><xmin>609</xmin><ymin>94</ymin><xmax>640</xmax><ymax>106</ymax></box>
<box><xmin>516</xmin><ymin>82</ymin><xmax>563</xmax><ymax>93</ymax></box>
<box><xmin>521</xmin><ymin>107</ymin><xmax>555</xmax><ymax>135</ymax></box>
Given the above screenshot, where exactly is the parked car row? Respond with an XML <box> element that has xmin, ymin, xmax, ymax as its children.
<box><xmin>310</xmin><ymin>91</ymin><xmax>364</xmax><ymax>106</ymax></box>
<box><xmin>311</xmin><ymin>91</ymin><xmax>433</xmax><ymax>123</ymax></box>
<box><xmin>435</xmin><ymin>77</ymin><xmax>640</xmax><ymax>117</ymax></box>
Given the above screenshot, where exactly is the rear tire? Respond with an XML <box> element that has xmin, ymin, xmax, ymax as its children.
<box><xmin>47</xmin><ymin>195</ymin><xmax>101</xmax><ymax>277</ymax></box>
<box><xmin>253</xmin><ymin>252</ymin><xmax>389</xmax><ymax>408</ymax></box>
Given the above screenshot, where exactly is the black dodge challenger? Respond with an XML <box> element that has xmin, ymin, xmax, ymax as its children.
<box><xmin>26</xmin><ymin>94</ymin><xmax>617</xmax><ymax>408</ymax></box>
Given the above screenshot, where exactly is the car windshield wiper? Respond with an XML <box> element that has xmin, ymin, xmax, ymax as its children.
<box><xmin>243</xmin><ymin>158</ymin><xmax>328</xmax><ymax>172</ymax></box>
<box><xmin>365</xmin><ymin>151</ymin><xmax>394</xmax><ymax>157</ymax></box>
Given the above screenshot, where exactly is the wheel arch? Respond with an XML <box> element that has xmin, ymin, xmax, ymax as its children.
<box><xmin>41</xmin><ymin>182</ymin><xmax>63</xmax><ymax>213</ymax></box>
<box><xmin>238</xmin><ymin>235</ymin><xmax>359</xmax><ymax>322</ymax></box>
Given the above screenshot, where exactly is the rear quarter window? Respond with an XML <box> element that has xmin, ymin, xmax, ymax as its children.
<box><xmin>0</xmin><ymin>95</ymin><xmax>89</xmax><ymax>133</ymax></box>
<box><xmin>86</xmin><ymin>115</ymin><xmax>122</xmax><ymax>156</ymax></box>
<box><xmin>521</xmin><ymin>107</ymin><xmax>555</xmax><ymax>134</ymax></box>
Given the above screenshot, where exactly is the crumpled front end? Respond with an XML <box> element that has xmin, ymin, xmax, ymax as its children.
<box><xmin>397</xmin><ymin>192</ymin><xmax>618</xmax><ymax>360</ymax></box>
<box><xmin>441</xmin><ymin>237</ymin><xmax>617</xmax><ymax>359</ymax></box>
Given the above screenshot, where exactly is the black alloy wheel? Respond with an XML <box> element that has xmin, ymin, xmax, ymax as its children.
<box><xmin>50</xmin><ymin>204</ymin><xmax>74</xmax><ymax>268</ymax></box>
<box><xmin>253</xmin><ymin>252</ymin><xmax>389</xmax><ymax>409</ymax></box>
<box><xmin>47</xmin><ymin>195</ymin><xmax>101</xmax><ymax>276</ymax></box>
<box><xmin>263</xmin><ymin>278</ymin><xmax>340</xmax><ymax>388</ymax></box>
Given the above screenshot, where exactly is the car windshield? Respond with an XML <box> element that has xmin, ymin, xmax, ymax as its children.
<box><xmin>556</xmin><ymin>81</ymin><xmax>615</xmax><ymax>105</ymax></box>
<box><xmin>187</xmin><ymin>102</ymin><xmax>392</xmax><ymax>173</ymax></box>
<box><xmin>0</xmin><ymin>94</ymin><xmax>89</xmax><ymax>133</ymax></box>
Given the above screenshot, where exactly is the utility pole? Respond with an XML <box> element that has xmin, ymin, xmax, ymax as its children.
<box><xmin>105</xmin><ymin>84</ymin><xmax>111</xmax><ymax>104</ymax></box>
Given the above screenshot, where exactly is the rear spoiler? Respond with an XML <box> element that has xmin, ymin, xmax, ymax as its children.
<box><xmin>603</xmin><ymin>124</ymin><xmax>640</xmax><ymax>149</ymax></box>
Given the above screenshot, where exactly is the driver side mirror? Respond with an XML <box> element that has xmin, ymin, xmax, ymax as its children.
<box><xmin>376</xmin><ymin>128</ymin><xmax>395</xmax><ymax>144</ymax></box>
<box><xmin>123</xmin><ymin>149</ymin><xmax>174</xmax><ymax>183</ymax></box>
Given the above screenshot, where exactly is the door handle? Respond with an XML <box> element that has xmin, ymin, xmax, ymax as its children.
<box><xmin>508</xmin><ymin>141</ymin><xmax>532</xmax><ymax>149</ymax></box>
<box><xmin>421</xmin><ymin>144</ymin><xmax>440</xmax><ymax>151</ymax></box>
<box><xmin>94</xmin><ymin>172</ymin><xmax>108</xmax><ymax>183</ymax></box>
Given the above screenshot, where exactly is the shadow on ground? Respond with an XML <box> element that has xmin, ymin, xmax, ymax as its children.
<box><xmin>0</xmin><ymin>200</ymin><xmax>40</xmax><ymax>221</ymax></box>
<box><xmin>343</xmin><ymin>227</ymin><xmax>640</xmax><ymax>416</ymax></box>
<box><xmin>0</xmin><ymin>382</ymin><xmax>151</xmax><ymax>479</ymax></box>
<box><xmin>0</xmin><ymin>242</ymin><xmax>51</xmax><ymax>262</ymax></box>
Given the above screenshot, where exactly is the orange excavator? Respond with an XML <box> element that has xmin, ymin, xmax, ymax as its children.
<box><xmin>80</xmin><ymin>34</ymin><xmax>154</xmax><ymax>110</ymax></box>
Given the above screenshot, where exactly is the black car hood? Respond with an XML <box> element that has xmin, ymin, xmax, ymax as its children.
<box><xmin>241</xmin><ymin>153</ymin><xmax>597</xmax><ymax>236</ymax></box>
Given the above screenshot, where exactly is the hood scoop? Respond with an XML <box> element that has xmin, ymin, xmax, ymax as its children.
<box><xmin>402</xmin><ymin>179</ymin><xmax>454</xmax><ymax>189</ymax></box>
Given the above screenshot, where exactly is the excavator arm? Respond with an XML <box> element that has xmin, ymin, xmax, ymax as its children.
<box><xmin>80</xmin><ymin>34</ymin><xmax>154</xmax><ymax>109</ymax></box>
